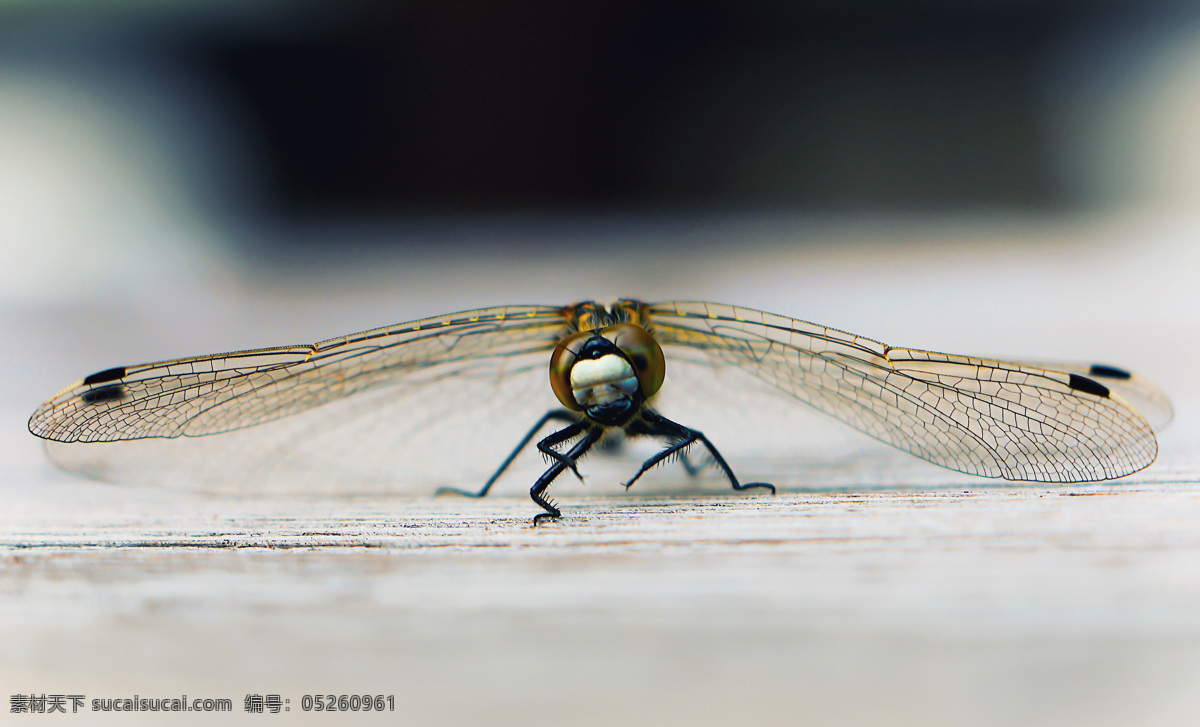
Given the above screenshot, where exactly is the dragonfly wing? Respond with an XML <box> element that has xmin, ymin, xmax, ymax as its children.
<box><xmin>30</xmin><ymin>306</ymin><xmax>572</xmax><ymax>495</ymax></box>
<box><xmin>30</xmin><ymin>305</ymin><xmax>568</xmax><ymax>442</ymax></box>
<box><xmin>648</xmin><ymin>301</ymin><xmax>1161</xmax><ymax>483</ymax></box>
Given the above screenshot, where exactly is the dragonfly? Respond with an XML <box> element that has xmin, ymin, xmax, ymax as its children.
<box><xmin>28</xmin><ymin>300</ymin><xmax>1173</xmax><ymax>522</ymax></box>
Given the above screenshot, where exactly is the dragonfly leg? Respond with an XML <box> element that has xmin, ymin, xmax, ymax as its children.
<box><xmin>624</xmin><ymin>410</ymin><xmax>775</xmax><ymax>495</ymax></box>
<box><xmin>531</xmin><ymin>425</ymin><xmax>604</xmax><ymax>525</ymax></box>
<box><xmin>537</xmin><ymin>423</ymin><xmax>589</xmax><ymax>482</ymax></box>
<box><xmin>436</xmin><ymin>409</ymin><xmax>578</xmax><ymax>499</ymax></box>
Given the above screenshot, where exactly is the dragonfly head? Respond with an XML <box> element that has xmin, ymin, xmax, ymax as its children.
<box><xmin>549</xmin><ymin>323</ymin><xmax>666</xmax><ymax>427</ymax></box>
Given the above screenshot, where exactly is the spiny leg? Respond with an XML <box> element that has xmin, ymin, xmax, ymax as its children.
<box><xmin>436</xmin><ymin>408</ymin><xmax>579</xmax><ymax>499</ymax></box>
<box><xmin>531</xmin><ymin>425</ymin><xmax>604</xmax><ymax>525</ymax></box>
<box><xmin>625</xmin><ymin>416</ymin><xmax>708</xmax><ymax>478</ymax></box>
<box><xmin>537</xmin><ymin>422</ymin><xmax>590</xmax><ymax>481</ymax></box>
<box><xmin>624</xmin><ymin>409</ymin><xmax>775</xmax><ymax>495</ymax></box>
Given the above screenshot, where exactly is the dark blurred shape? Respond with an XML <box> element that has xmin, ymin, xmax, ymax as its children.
<box><xmin>208</xmin><ymin>2</ymin><xmax>1077</xmax><ymax>215</ymax></box>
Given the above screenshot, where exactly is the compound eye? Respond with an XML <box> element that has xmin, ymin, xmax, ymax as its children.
<box><xmin>549</xmin><ymin>330</ymin><xmax>592</xmax><ymax>410</ymax></box>
<box><xmin>602</xmin><ymin>323</ymin><xmax>666</xmax><ymax>398</ymax></box>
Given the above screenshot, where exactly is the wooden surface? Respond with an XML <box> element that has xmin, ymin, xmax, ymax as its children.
<box><xmin>5</xmin><ymin>434</ymin><xmax>1200</xmax><ymax>725</ymax></box>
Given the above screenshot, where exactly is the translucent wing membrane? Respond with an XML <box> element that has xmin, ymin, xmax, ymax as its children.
<box><xmin>29</xmin><ymin>299</ymin><xmax>1168</xmax><ymax>495</ymax></box>
<box><xmin>30</xmin><ymin>306</ymin><xmax>569</xmax><ymax>443</ymax></box>
<box><xmin>648</xmin><ymin>301</ymin><xmax>1162</xmax><ymax>483</ymax></box>
<box><xmin>1002</xmin><ymin>360</ymin><xmax>1174</xmax><ymax>433</ymax></box>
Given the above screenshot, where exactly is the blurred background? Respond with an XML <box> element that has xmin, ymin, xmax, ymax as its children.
<box><xmin>6</xmin><ymin>2</ymin><xmax>1200</xmax><ymax>725</ymax></box>
<box><xmin>2</xmin><ymin>1</ymin><xmax>1200</xmax><ymax>252</ymax></box>
<box><xmin>8</xmin><ymin>0</ymin><xmax>1200</xmax><ymax>225</ymax></box>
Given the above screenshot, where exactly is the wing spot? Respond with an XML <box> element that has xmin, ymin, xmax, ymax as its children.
<box><xmin>1068</xmin><ymin>374</ymin><xmax>1111</xmax><ymax>398</ymax></box>
<box><xmin>1089</xmin><ymin>364</ymin><xmax>1132</xmax><ymax>381</ymax></box>
<box><xmin>83</xmin><ymin>367</ymin><xmax>125</xmax><ymax>385</ymax></box>
<box><xmin>81</xmin><ymin>384</ymin><xmax>126</xmax><ymax>405</ymax></box>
